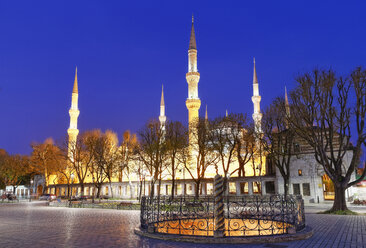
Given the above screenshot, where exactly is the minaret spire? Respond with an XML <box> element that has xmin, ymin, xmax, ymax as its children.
<box><xmin>160</xmin><ymin>84</ymin><xmax>165</xmax><ymax>107</ymax></box>
<box><xmin>186</xmin><ymin>16</ymin><xmax>201</xmax><ymax>133</ymax></box>
<box><xmin>285</xmin><ymin>86</ymin><xmax>291</xmax><ymax>128</ymax></box>
<box><xmin>159</xmin><ymin>84</ymin><xmax>166</xmax><ymax>130</ymax></box>
<box><xmin>205</xmin><ymin>105</ymin><xmax>208</xmax><ymax>121</ymax></box>
<box><xmin>251</xmin><ymin>58</ymin><xmax>262</xmax><ymax>133</ymax></box>
<box><xmin>226</xmin><ymin>109</ymin><xmax>228</xmax><ymax>117</ymax></box>
<box><xmin>285</xmin><ymin>86</ymin><xmax>290</xmax><ymax>114</ymax></box>
<box><xmin>253</xmin><ymin>58</ymin><xmax>258</xmax><ymax>85</ymax></box>
<box><xmin>73</xmin><ymin>67</ymin><xmax>78</xmax><ymax>94</ymax></box>
<box><xmin>67</xmin><ymin>67</ymin><xmax>80</xmax><ymax>160</ymax></box>
<box><xmin>189</xmin><ymin>14</ymin><xmax>197</xmax><ymax>51</ymax></box>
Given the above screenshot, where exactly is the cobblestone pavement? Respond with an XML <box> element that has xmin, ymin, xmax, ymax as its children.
<box><xmin>0</xmin><ymin>202</ymin><xmax>365</xmax><ymax>248</ymax></box>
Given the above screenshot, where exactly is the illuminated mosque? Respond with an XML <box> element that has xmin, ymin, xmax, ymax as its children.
<box><xmin>45</xmin><ymin>18</ymin><xmax>360</xmax><ymax>203</ymax></box>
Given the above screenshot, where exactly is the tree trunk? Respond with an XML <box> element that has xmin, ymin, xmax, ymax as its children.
<box><xmin>157</xmin><ymin>178</ymin><xmax>162</xmax><ymax>197</ymax></box>
<box><xmin>284</xmin><ymin>177</ymin><xmax>289</xmax><ymax>196</ymax></box>
<box><xmin>223</xmin><ymin>177</ymin><xmax>228</xmax><ymax>195</ymax></box>
<box><xmin>96</xmin><ymin>185</ymin><xmax>101</xmax><ymax>198</ymax></box>
<box><xmin>67</xmin><ymin>184</ymin><xmax>70</xmax><ymax>197</ymax></box>
<box><xmin>149</xmin><ymin>181</ymin><xmax>155</xmax><ymax>198</ymax></box>
<box><xmin>139</xmin><ymin>179</ymin><xmax>143</xmax><ymax>202</ymax></box>
<box><xmin>171</xmin><ymin>178</ymin><xmax>175</xmax><ymax>199</ymax></box>
<box><xmin>194</xmin><ymin>181</ymin><xmax>200</xmax><ymax>198</ymax></box>
<box><xmin>80</xmin><ymin>183</ymin><xmax>84</xmax><ymax>197</ymax></box>
<box><xmin>331</xmin><ymin>185</ymin><xmax>348</xmax><ymax>211</ymax></box>
<box><xmin>92</xmin><ymin>185</ymin><xmax>95</xmax><ymax>203</ymax></box>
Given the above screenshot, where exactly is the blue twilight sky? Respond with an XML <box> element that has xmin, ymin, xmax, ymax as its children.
<box><xmin>0</xmin><ymin>1</ymin><xmax>365</xmax><ymax>155</ymax></box>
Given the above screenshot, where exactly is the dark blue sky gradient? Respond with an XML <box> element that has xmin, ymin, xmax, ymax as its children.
<box><xmin>0</xmin><ymin>1</ymin><xmax>365</xmax><ymax>154</ymax></box>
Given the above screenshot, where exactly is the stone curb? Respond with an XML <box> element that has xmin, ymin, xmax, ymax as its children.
<box><xmin>134</xmin><ymin>226</ymin><xmax>313</xmax><ymax>244</ymax></box>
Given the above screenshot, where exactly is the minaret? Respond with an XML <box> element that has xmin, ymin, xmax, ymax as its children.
<box><xmin>159</xmin><ymin>85</ymin><xmax>166</xmax><ymax>131</ymax></box>
<box><xmin>185</xmin><ymin>15</ymin><xmax>201</xmax><ymax>133</ymax></box>
<box><xmin>205</xmin><ymin>105</ymin><xmax>208</xmax><ymax>121</ymax></box>
<box><xmin>252</xmin><ymin>58</ymin><xmax>262</xmax><ymax>133</ymax></box>
<box><xmin>285</xmin><ymin>86</ymin><xmax>290</xmax><ymax>128</ymax></box>
<box><xmin>67</xmin><ymin>67</ymin><xmax>80</xmax><ymax>159</ymax></box>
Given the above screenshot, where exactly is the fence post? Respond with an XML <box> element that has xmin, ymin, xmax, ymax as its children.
<box><xmin>140</xmin><ymin>196</ymin><xmax>146</xmax><ymax>229</ymax></box>
<box><xmin>214</xmin><ymin>175</ymin><xmax>225</xmax><ymax>238</ymax></box>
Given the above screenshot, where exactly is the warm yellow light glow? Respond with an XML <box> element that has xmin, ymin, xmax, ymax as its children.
<box><xmin>155</xmin><ymin>218</ymin><xmax>292</xmax><ymax>236</ymax></box>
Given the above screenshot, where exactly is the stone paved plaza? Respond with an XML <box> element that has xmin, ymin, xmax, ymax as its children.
<box><xmin>0</xmin><ymin>202</ymin><xmax>365</xmax><ymax>248</ymax></box>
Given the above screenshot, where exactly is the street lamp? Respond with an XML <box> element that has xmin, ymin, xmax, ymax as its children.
<box><xmin>29</xmin><ymin>179</ymin><xmax>34</xmax><ymax>202</ymax></box>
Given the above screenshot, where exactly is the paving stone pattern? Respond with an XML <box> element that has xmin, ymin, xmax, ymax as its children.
<box><xmin>0</xmin><ymin>202</ymin><xmax>365</xmax><ymax>248</ymax></box>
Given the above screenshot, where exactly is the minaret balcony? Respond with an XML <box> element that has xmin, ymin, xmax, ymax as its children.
<box><xmin>186</xmin><ymin>99</ymin><xmax>201</xmax><ymax>110</ymax></box>
<box><xmin>186</xmin><ymin>71</ymin><xmax>200</xmax><ymax>78</ymax></box>
<box><xmin>251</xmin><ymin>95</ymin><xmax>261</xmax><ymax>102</ymax></box>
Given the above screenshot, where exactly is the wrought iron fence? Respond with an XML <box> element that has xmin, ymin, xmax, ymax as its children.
<box><xmin>141</xmin><ymin>196</ymin><xmax>215</xmax><ymax>236</ymax></box>
<box><xmin>49</xmin><ymin>200</ymin><xmax>140</xmax><ymax>210</ymax></box>
<box><xmin>140</xmin><ymin>194</ymin><xmax>305</xmax><ymax>237</ymax></box>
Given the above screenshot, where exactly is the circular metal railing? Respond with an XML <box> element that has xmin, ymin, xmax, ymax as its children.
<box><xmin>140</xmin><ymin>194</ymin><xmax>305</xmax><ymax>237</ymax></box>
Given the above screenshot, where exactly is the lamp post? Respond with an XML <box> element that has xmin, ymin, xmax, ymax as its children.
<box><xmin>29</xmin><ymin>179</ymin><xmax>33</xmax><ymax>202</ymax></box>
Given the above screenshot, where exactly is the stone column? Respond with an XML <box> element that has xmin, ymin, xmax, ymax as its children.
<box><xmin>181</xmin><ymin>183</ymin><xmax>186</xmax><ymax>196</ymax></box>
<box><xmin>248</xmin><ymin>181</ymin><xmax>253</xmax><ymax>195</ymax></box>
<box><xmin>191</xmin><ymin>183</ymin><xmax>195</xmax><ymax>195</ymax></box>
<box><xmin>262</xmin><ymin>181</ymin><xmax>266</xmax><ymax>195</ymax></box>
<box><xmin>155</xmin><ymin>184</ymin><xmax>158</xmax><ymax>196</ymax></box>
<box><xmin>161</xmin><ymin>184</ymin><xmax>166</xmax><ymax>196</ymax></box>
<box><xmin>236</xmin><ymin>182</ymin><xmax>241</xmax><ymax>196</ymax></box>
<box><xmin>131</xmin><ymin>185</ymin><xmax>135</xmax><ymax>199</ymax></box>
<box><xmin>201</xmin><ymin>182</ymin><xmax>207</xmax><ymax>195</ymax></box>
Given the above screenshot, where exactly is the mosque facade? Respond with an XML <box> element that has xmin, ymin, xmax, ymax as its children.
<box><xmin>45</xmin><ymin>18</ymin><xmax>363</xmax><ymax>203</ymax></box>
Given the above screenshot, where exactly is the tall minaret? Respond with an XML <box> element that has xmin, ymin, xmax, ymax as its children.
<box><xmin>285</xmin><ymin>86</ymin><xmax>290</xmax><ymax>117</ymax></box>
<box><xmin>185</xmin><ymin>15</ymin><xmax>201</xmax><ymax>133</ymax></box>
<box><xmin>205</xmin><ymin>105</ymin><xmax>208</xmax><ymax>121</ymax></box>
<box><xmin>252</xmin><ymin>58</ymin><xmax>262</xmax><ymax>133</ymax></box>
<box><xmin>285</xmin><ymin>86</ymin><xmax>290</xmax><ymax>128</ymax></box>
<box><xmin>67</xmin><ymin>67</ymin><xmax>80</xmax><ymax>158</ymax></box>
<box><xmin>159</xmin><ymin>85</ymin><xmax>166</xmax><ymax>131</ymax></box>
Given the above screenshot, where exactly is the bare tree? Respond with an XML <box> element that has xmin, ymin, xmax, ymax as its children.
<box><xmin>119</xmin><ymin>130</ymin><xmax>138</xmax><ymax>183</ymax></box>
<box><xmin>0</xmin><ymin>154</ymin><xmax>29</xmax><ymax>194</ymax></box>
<box><xmin>102</xmin><ymin>130</ymin><xmax>121</xmax><ymax>198</ymax></box>
<box><xmin>289</xmin><ymin>68</ymin><xmax>366</xmax><ymax>211</ymax></box>
<box><xmin>210</xmin><ymin>113</ymin><xmax>247</xmax><ymax>192</ymax></box>
<box><xmin>65</xmin><ymin>131</ymin><xmax>95</xmax><ymax>197</ymax></box>
<box><xmin>136</xmin><ymin>119</ymin><xmax>167</xmax><ymax>198</ymax></box>
<box><xmin>234</xmin><ymin>125</ymin><xmax>256</xmax><ymax>178</ymax></box>
<box><xmin>84</xmin><ymin>130</ymin><xmax>107</xmax><ymax>199</ymax></box>
<box><xmin>30</xmin><ymin>138</ymin><xmax>62</xmax><ymax>193</ymax></box>
<box><xmin>184</xmin><ymin>118</ymin><xmax>219</xmax><ymax>197</ymax></box>
<box><xmin>165</xmin><ymin>121</ymin><xmax>188</xmax><ymax>198</ymax></box>
<box><xmin>262</xmin><ymin>97</ymin><xmax>295</xmax><ymax>195</ymax></box>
